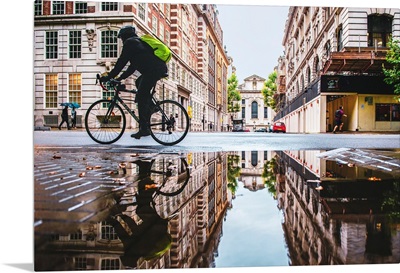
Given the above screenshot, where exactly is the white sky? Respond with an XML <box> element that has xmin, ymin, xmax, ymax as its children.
<box><xmin>217</xmin><ymin>3</ymin><xmax>289</xmax><ymax>83</ymax></box>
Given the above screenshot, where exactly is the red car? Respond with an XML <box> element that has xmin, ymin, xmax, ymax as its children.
<box><xmin>272</xmin><ymin>122</ymin><xmax>286</xmax><ymax>133</ymax></box>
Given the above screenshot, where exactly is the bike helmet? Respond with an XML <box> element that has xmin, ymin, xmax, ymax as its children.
<box><xmin>118</xmin><ymin>25</ymin><xmax>136</xmax><ymax>40</ymax></box>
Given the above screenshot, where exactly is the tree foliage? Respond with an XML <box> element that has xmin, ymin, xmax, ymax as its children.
<box><xmin>261</xmin><ymin>70</ymin><xmax>278</xmax><ymax>110</ymax></box>
<box><xmin>227</xmin><ymin>154</ymin><xmax>241</xmax><ymax>195</ymax></box>
<box><xmin>227</xmin><ymin>73</ymin><xmax>241</xmax><ymax>113</ymax></box>
<box><xmin>383</xmin><ymin>38</ymin><xmax>400</xmax><ymax>101</ymax></box>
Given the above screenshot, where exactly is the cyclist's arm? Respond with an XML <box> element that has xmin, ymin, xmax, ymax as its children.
<box><xmin>107</xmin><ymin>46</ymin><xmax>130</xmax><ymax>79</ymax></box>
<box><xmin>118</xmin><ymin>64</ymin><xmax>137</xmax><ymax>80</ymax></box>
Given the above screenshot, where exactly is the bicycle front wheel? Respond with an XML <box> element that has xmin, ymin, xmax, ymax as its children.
<box><xmin>150</xmin><ymin>154</ymin><xmax>190</xmax><ymax>197</ymax></box>
<box><xmin>149</xmin><ymin>100</ymin><xmax>189</xmax><ymax>146</ymax></box>
<box><xmin>85</xmin><ymin>99</ymin><xmax>126</xmax><ymax>144</ymax></box>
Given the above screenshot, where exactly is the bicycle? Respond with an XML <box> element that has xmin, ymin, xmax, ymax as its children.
<box><xmin>113</xmin><ymin>154</ymin><xmax>191</xmax><ymax>215</ymax></box>
<box><xmin>85</xmin><ymin>74</ymin><xmax>190</xmax><ymax>146</ymax></box>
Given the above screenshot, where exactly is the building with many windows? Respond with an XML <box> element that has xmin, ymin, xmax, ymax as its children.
<box><xmin>33</xmin><ymin>1</ymin><xmax>229</xmax><ymax>132</ymax></box>
<box><xmin>233</xmin><ymin>75</ymin><xmax>275</xmax><ymax>131</ymax></box>
<box><xmin>276</xmin><ymin>6</ymin><xmax>400</xmax><ymax>133</ymax></box>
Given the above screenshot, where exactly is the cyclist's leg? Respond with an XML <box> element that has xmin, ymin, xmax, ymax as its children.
<box><xmin>131</xmin><ymin>74</ymin><xmax>159</xmax><ymax>138</ymax></box>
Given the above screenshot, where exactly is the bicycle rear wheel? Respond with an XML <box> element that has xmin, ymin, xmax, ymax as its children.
<box><xmin>149</xmin><ymin>100</ymin><xmax>189</xmax><ymax>146</ymax></box>
<box><xmin>85</xmin><ymin>99</ymin><xmax>126</xmax><ymax>144</ymax></box>
<box><xmin>150</xmin><ymin>154</ymin><xmax>190</xmax><ymax>197</ymax></box>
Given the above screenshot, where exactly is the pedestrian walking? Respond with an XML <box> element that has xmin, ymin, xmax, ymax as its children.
<box><xmin>169</xmin><ymin>114</ymin><xmax>175</xmax><ymax>131</ymax></box>
<box><xmin>71</xmin><ymin>107</ymin><xmax>77</xmax><ymax>129</ymax></box>
<box><xmin>58</xmin><ymin>105</ymin><xmax>71</xmax><ymax>130</ymax></box>
<box><xmin>332</xmin><ymin>105</ymin><xmax>347</xmax><ymax>133</ymax></box>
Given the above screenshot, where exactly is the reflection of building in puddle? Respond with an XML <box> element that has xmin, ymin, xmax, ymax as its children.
<box><xmin>238</xmin><ymin>151</ymin><xmax>276</xmax><ymax>191</ymax></box>
<box><xmin>34</xmin><ymin>152</ymin><xmax>231</xmax><ymax>270</ymax></box>
<box><xmin>276</xmin><ymin>150</ymin><xmax>400</xmax><ymax>265</ymax></box>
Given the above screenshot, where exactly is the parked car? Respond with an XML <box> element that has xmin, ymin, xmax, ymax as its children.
<box><xmin>255</xmin><ymin>128</ymin><xmax>267</xmax><ymax>132</ymax></box>
<box><xmin>272</xmin><ymin>122</ymin><xmax>286</xmax><ymax>133</ymax></box>
<box><xmin>232</xmin><ymin>127</ymin><xmax>243</xmax><ymax>132</ymax></box>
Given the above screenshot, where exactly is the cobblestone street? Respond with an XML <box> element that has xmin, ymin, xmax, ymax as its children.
<box><xmin>34</xmin><ymin>148</ymin><xmax>156</xmax><ymax>240</ymax></box>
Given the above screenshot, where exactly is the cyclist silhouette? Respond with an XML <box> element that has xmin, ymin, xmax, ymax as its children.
<box><xmin>100</xmin><ymin>26</ymin><xmax>168</xmax><ymax>139</ymax></box>
<box><xmin>107</xmin><ymin>159</ymin><xmax>171</xmax><ymax>267</ymax></box>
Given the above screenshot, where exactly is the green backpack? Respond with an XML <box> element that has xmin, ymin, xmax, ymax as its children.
<box><xmin>140</xmin><ymin>34</ymin><xmax>172</xmax><ymax>63</ymax></box>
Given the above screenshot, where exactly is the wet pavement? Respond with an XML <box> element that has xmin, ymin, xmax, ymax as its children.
<box><xmin>33</xmin><ymin>147</ymin><xmax>400</xmax><ymax>271</ymax></box>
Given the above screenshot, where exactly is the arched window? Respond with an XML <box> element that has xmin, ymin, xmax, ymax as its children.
<box><xmin>337</xmin><ymin>24</ymin><xmax>343</xmax><ymax>51</ymax></box>
<box><xmin>314</xmin><ymin>56</ymin><xmax>320</xmax><ymax>77</ymax></box>
<box><xmin>324</xmin><ymin>40</ymin><xmax>331</xmax><ymax>58</ymax></box>
<box><xmin>251</xmin><ymin>151</ymin><xmax>258</xmax><ymax>167</ymax></box>
<box><xmin>306</xmin><ymin>66</ymin><xmax>311</xmax><ymax>84</ymax></box>
<box><xmin>251</xmin><ymin>101</ymin><xmax>258</xmax><ymax>118</ymax></box>
<box><xmin>368</xmin><ymin>14</ymin><xmax>393</xmax><ymax>47</ymax></box>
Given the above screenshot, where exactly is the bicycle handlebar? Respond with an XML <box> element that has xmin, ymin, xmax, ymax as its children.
<box><xmin>96</xmin><ymin>73</ymin><xmax>137</xmax><ymax>94</ymax></box>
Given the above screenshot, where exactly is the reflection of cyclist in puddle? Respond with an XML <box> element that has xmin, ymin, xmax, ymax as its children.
<box><xmin>107</xmin><ymin>160</ymin><xmax>171</xmax><ymax>267</ymax></box>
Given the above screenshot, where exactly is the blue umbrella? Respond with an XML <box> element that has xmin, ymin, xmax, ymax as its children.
<box><xmin>69</xmin><ymin>102</ymin><xmax>81</xmax><ymax>108</ymax></box>
<box><xmin>60</xmin><ymin>102</ymin><xmax>80</xmax><ymax>108</ymax></box>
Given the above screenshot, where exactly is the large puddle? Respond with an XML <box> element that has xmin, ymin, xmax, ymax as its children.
<box><xmin>33</xmin><ymin>149</ymin><xmax>400</xmax><ymax>270</ymax></box>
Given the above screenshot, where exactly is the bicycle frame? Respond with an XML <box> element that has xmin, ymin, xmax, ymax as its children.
<box><xmin>98</xmin><ymin>78</ymin><xmax>140</xmax><ymax>122</ymax></box>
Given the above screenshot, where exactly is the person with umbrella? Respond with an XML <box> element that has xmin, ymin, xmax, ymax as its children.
<box><xmin>71</xmin><ymin>106</ymin><xmax>77</xmax><ymax>129</ymax></box>
<box><xmin>58</xmin><ymin>105</ymin><xmax>71</xmax><ymax>130</ymax></box>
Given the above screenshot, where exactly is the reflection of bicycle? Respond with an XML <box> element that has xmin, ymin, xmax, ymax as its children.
<box><xmin>114</xmin><ymin>154</ymin><xmax>191</xmax><ymax>218</ymax></box>
<box><xmin>85</xmin><ymin>74</ymin><xmax>189</xmax><ymax>146</ymax></box>
<box><xmin>149</xmin><ymin>154</ymin><xmax>190</xmax><ymax>197</ymax></box>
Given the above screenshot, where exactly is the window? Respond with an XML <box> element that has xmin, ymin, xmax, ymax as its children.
<box><xmin>251</xmin><ymin>101</ymin><xmax>258</xmax><ymax>118</ymax></box>
<box><xmin>314</xmin><ymin>57</ymin><xmax>320</xmax><ymax>76</ymax></box>
<box><xmin>251</xmin><ymin>151</ymin><xmax>258</xmax><ymax>167</ymax></box>
<box><xmin>337</xmin><ymin>25</ymin><xmax>343</xmax><ymax>51</ymax></box>
<box><xmin>101</xmin><ymin>30</ymin><xmax>118</xmax><ymax>58</ymax></box>
<box><xmin>52</xmin><ymin>1</ymin><xmax>65</xmax><ymax>15</ymax></box>
<box><xmin>75</xmin><ymin>2</ymin><xmax>87</xmax><ymax>14</ymax></box>
<box><xmin>102</xmin><ymin>82</ymin><xmax>115</xmax><ymax>104</ymax></box>
<box><xmin>324</xmin><ymin>40</ymin><xmax>331</xmax><ymax>59</ymax></box>
<box><xmin>46</xmin><ymin>31</ymin><xmax>58</xmax><ymax>59</ymax></box>
<box><xmin>100</xmin><ymin>221</ymin><xmax>118</xmax><ymax>240</ymax></box>
<box><xmin>152</xmin><ymin>15</ymin><xmax>158</xmax><ymax>34</ymax></box>
<box><xmin>165</xmin><ymin>30</ymin><xmax>170</xmax><ymax>47</ymax></box>
<box><xmin>70</xmin><ymin>230</ymin><xmax>83</xmax><ymax>240</ymax></box>
<box><xmin>138</xmin><ymin>3</ymin><xmax>146</xmax><ymax>21</ymax></box>
<box><xmin>101</xmin><ymin>2</ymin><xmax>118</xmax><ymax>11</ymax></box>
<box><xmin>376</xmin><ymin>104</ymin><xmax>400</xmax><ymax>121</ymax></box>
<box><xmin>101</xmin><ymin>259</ymin><xmax>120</xmax><ymax>270</ymax></box>
<box><xmin>264</xmin><ymin>107</ymin><xmax>268</xmax><ymax>118</ymax></box>
<box><xmin>170</xmin><ymin>62</ymin><xmax>176</xmax><ymax>81</ymax></box>
<box><xmin>68</xmin><ymin>74</ymin><xmax>82</xmax><ymax>105</ymax></box>
<box><xmin>368</xmin><ymin>14</ymin><xmax>393</xmax><ymax>47</ymax></box>
<box><xmin>159</xmin><ymin>23</ymin><xmax>164</xmax><ymax>41</ymax></box>
<box><xmin>69</xmin><ymin>31</ymin><xmax>81</xmax><ymax>58</ymax></box>
<box><xmin>45</xmin><ymin>74</ymin><xmax>58</xmax><ymax>108</ymax></box>
<box><xmin>74</xmin><ymin>257</ymin><xmax>88</xmax><ymax>270</ymax></box>
<box><xmin>34</xmin><ymin>0</ymin><xmax>42</xmax><ymax>15</ymax></box>
<box><xmin>242</xmin><ymin>107</ymin><xmax>245</xmax><ymax>119</ymax></box>
<box><xmin>306</xmin><ymin>66</ymin><xmax>311</xmax><ymax>84</ymax></box>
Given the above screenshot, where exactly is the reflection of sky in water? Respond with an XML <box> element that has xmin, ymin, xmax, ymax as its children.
<box><xmin>215</xmin><ymin>183</ymin><xmax>289</xmax><ymax>267</ymax></box>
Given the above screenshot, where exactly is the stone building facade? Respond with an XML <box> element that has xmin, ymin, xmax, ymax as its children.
<box><xmin>33</xmin><ymin>1</ymin><xmax>229</xmax><ymax>132</ymax></box>
<box><xmin>234</xmin><ymin>75</ymin><xmax>276</xmax><ymax>131</ymax></box>
<box><xmin>276</xmin><ymin>6</ymin><xmax>400</xmax><ymax>133</ymax></box>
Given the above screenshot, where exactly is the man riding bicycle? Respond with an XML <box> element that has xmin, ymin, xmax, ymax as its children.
<box><xmin>100</xmin><ymin>25</ymin><xmax>168</xmax><ymax>139</ymax></box>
